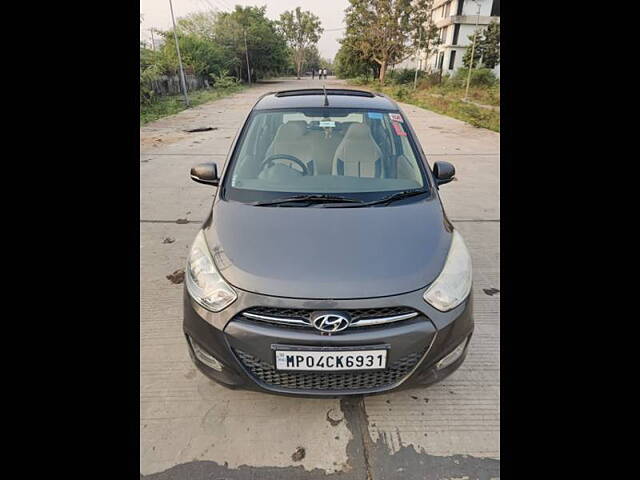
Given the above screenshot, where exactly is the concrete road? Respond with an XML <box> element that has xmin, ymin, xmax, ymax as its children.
<box><xmin>140</xmin><ymin>77</ymin><xmax>500</xmax><ymax>479</ymax></box>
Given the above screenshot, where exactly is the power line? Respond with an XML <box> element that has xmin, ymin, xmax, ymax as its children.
<box><xmin>202</xmin><ymin>0</ymin><xmax>218</xmax><ymax>11</ymax></box>
<box><xmin>205</xmin><ymin>0</ymin><xmax>229</xmax><ymax>12</ymax></box>
<box><xmin>168</xmin><ymin>0</ymin><xmax>190</xmax><ymax>107</ymax></box>
<box><xmin>216</xmin><ymin>0</ymin><xmax>234</xmax><ymax>11</ymax></box>
<box><xmin>196</xmin><ymin>0</ymin><xmax>214</xmax><ymax>11</ymax></box>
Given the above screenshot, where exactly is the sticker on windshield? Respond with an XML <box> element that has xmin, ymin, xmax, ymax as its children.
<box><xmin>319</xmin><ymin>120</ymin><xmax>335</xmax><ymax>128</ymax></box>
<box><xmin>392</xmin><ymin>121</ymin><xmax>407</xmax><ymax>136</ymax></box>
<box><xmin>367</xmin><ymin>112</ymin><xmax>383</xmax><ymax>119</ymax></box>
<box><xmin>389</xmin><ymin>113</ymin><xmax>403</xmax><ymax>122</ymax></box>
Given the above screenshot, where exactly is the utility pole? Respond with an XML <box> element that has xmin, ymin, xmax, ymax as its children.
<box><xmin>169</xmin><ymin>0</ymin><xmax>190</xmax><ymax>107</ymax></box>
<box><xmin>464</xmin><ymin>0</ymin><xmax>482</xmax><ymax>102</ymax></box>
<box><xmin>414</xmin><ymin>25</ymin><xmax>423</xmax><ymax>90</ymax></box>
<box><xmin>243</xmin><ymin>29</ymin><xmax>251</xmax><ymax>86</ymax></box>
<box><xmin>149</xmin><ymin>28</ymin><xmax>156</xmax><ymax>51</ymax></box>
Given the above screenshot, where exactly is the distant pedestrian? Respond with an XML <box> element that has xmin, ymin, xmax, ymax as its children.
<box><xmin>312</xmin><ymin>69</ymin><xmax>315</xmax><ymax>79</ymax></box>
<box><xmin>323</xmin><ymin>68</ymin><xmax>328</xmax><ymax>79</ymax></box>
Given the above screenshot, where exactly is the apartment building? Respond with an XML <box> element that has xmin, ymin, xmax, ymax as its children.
<box><xmin>425</xmin><ymin>0</ymin><xmax>500</xmax><ymax>76</ymax></box>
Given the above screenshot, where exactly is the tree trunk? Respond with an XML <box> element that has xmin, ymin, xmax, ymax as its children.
<box><xmin>296</xmin><ymin>49</ymin><xmax>302</xmax><ymax>79</ymax></box>
<box><xmin>379</xmin><ymin>60</ymin><xmax>387</xmax><ymax>84</ymax></box>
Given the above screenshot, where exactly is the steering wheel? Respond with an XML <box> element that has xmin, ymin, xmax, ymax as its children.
<box><xmin>260</xmin><ymin>154</ymin><xmax>309</xmax><ymax>176</ymax></box>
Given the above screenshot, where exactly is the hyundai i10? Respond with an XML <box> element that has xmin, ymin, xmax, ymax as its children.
<box><xmin>183</xmin><ymin>88</ymin><xmax>473</xmax><ymax>396</ymax></box>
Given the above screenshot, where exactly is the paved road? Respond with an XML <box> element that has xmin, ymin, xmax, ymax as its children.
<box><xmin>140</xmin><ymin>77</ymin><xmax>500</xmax><ymax>479</ymax></box>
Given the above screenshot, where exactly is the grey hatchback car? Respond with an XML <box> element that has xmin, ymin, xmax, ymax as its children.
<box><xmin>183</xmin><ymin>88</ymin><xmax>473</xmax><ymax>396</ymax></box>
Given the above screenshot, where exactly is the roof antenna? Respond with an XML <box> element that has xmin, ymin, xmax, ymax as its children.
<box><xmin>323</xmin><ymin>84</ymin><xmax>329</xmax><ymax>106</ymax></box>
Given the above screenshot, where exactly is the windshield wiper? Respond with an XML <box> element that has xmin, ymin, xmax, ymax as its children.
<box><xmin>355</xmin><ymin>189</ymin><xmax>429</xmax><ymax>207</ymax></box>
<box><xmin>250</xmin><ymin>194</ymin><xmax>364</xmax><ymax>206</ymax></box>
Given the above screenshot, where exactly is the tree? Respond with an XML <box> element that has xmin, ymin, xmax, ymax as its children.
<box><xmin>278</xmin><ymin>7</ymin><xmax>323</xmax><ymax>79</ymax></box>
<box><xmin>343</xmin><ymin>0</ymin><xmax>433</xmax><ymax>84</ymax></box>
<box><xmin>304</xmin><ymin>44</ymin><xmax>321</xmax><ymax>72</ymax></box>
<box><xmin>177</xmin><ymin>11</ymin><xmax>218</xmax><ymax>41</ymax></box>
<box><xmin>159</xmin><ymin>7</ymin><xmax>288</xmax><ymax>82</ymax></box>
<box><xmin>334</xmin><ymin>39</ymin><xmax>378</xmax><ymax>79</ymax></box>
<box><xmin>139</xmin><ymin>6</ymin><xmax>291</xmax><ymax>105</ymax></box>
<box><xmin>462</xmin><ymin>28</ymin><xmax>481</xmax><ymax>68</ymax></box>
<box><xmin>414</xmin><ymin>5</ymin><xmax>440</xmax><ymax>73</ymax></box>
<box><xmin>155</xmin><ymin>28</ymin><xmax>227</xmax><ymax>76</ymax></box>
<box><xmin>215</xmin><ymin>6</ymin><xmax>290</xmax><ymax>82</ymax></box>
<box><xmin>463</xmin><ymin>21</ymin><xmax>500</xmax><ymax>69</ymax></box>
<box><xmin>479</xmin><ymin>20</ymin><xmax>500</xmax><ymax>68</ymax></box>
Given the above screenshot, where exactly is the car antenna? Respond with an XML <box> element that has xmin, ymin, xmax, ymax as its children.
<box><xmin>323</xmin><ymin>84</ymin><xmax>329</xmax><ymax>106</ymax></box>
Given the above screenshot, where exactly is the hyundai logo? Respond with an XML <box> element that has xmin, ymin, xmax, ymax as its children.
<box><xmin>310</xmin><ymin>311</ymin><xmax>351</xmax><ymax>333</ymax></box>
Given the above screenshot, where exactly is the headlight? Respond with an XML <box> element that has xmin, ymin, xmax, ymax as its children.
<box><xmin>423</xmin><ymin>230</ymin><xmax>472</xmax><ymax>311</ymax></box>
<box><xmin>186</xmin><ymin>230</ymin><xmax>237</xmax><ymax>312</ymax></box>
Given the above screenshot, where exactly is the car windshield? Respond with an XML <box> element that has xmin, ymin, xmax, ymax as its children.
<box><xmin>223</xmin><ymin>107</ymin><xmax>428</xmax><ymax>203</ymax></box>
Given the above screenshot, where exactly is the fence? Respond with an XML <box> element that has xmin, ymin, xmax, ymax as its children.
<box><xmin>149</xmin><ymin>74</ymin><xmax>210</xmax><ymax>96</ymax></box>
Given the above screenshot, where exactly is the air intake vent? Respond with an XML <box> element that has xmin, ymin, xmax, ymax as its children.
<box><xmin>234</xmin><ymin>348</ymin><xmax>424</xmax><ymax>391</ymax></box>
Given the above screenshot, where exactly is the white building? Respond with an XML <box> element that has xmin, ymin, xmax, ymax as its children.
<box><xmin>423</xmin><ymin>0</ymin><xmax>500</xmax><ymax>77</ymax></box>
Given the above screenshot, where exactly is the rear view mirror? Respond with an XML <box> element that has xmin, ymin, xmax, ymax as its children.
<box><xmin>190</xmin><ymin>163</ymin><xmax>219</xmax><ymax>186</ymax></box>
<box><xmin>432</xmin><ymin>161</ymin><xmax>455</xmax><ymax>186</ymax></box>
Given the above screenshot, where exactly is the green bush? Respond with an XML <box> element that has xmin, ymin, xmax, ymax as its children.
<box><xmin>210</xmin><ymin>69</ymin><xmax>237</xmax><ymax>89</ymax></box>
<box><xmin>387</xmin><ymin>68</ymin><xmax>422</xmax><ymax>85</ymax></box>
<box><xmin>140</xmin><ymin>63</ymin><xmax>162</xmax><ymax>105</ymax></box>
<box><xmin>394</xmin><ymin>85</ymin><xmax>410</xmax><ymax>100</ymax></box>
<box><xmin>351</xmin><ymin>75</ymin><xmax>372</xmax><ymax>86</ymax></box>
<box><xmin>447</xmin><ymin>68</ymin><xmax>497</xmax><ymax>88</ymax></box>
<box><xmin>416</xmin><ymin>71</ymin><xmax>444</xmax><ymax>89</ymax></box>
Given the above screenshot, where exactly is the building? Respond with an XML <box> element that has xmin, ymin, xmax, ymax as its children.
<box><xmin>424</xmin><ymin>0</ymin><xmax>500</xmax><ymax>77</ymax></box>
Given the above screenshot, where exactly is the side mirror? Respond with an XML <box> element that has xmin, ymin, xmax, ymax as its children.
<box><xmin>432</xmin><ymin>161</ymin><xmax>455</xmax><ymax>186</ymax></box>
<box><xmin>190</xmin><ymin>163</ymin><xmax>219</xmax><ymax>186</ymax></box>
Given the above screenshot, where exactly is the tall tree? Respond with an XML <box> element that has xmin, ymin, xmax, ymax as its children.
<box><xmin>463</xmin><ymin>21</ymin><xmax>500</xmax><ymax>69</ymax></box>
<box><xmin>479</xmin><ymin>20</ymin><xmax>500</xmax><ymax>68</ymax></box>
<box><xmin>304</xmin><ymin>44</ymin><xmax>322</xmax><ymax>72</ymax></box>
<box><xmin>166</xmin><ymin>6</ymin><xmax>289</xmax><ymax>82</ymax></box>
<box><xmin>334</xmin><ymin>39</ymin><xmax>378</xmax><ymax>79</ymax></box>
<box><xmin>177</xmin><ymin>11</ymin><xmax>218</xmax><ymax>41</ymax></box>
<box><xmin>278</xmin><ymin>7</ymin><xmax>323</xmax><ymax>79</ymax></box>
<box><xmin>344</xmin><ymin>0</ymin><xmax>433</xmax><ymax>84</ymax></box>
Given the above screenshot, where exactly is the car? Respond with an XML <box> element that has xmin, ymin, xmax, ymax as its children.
<box><xmin>183</xmin><ymin>88</ymin><xmax>473</xmax><ymax>396</ymax></box>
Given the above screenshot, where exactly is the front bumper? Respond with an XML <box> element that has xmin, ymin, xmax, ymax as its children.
<box><xmin>183</xmin><ymin>285</ymin><xmax>473</xmax><ymax>396</ymax></box>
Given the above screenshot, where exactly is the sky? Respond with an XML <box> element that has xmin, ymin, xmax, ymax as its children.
<box><xmin>140</xmin><ymin>0</ymin><xmax>350</xmax><ymax>60</ymax></box>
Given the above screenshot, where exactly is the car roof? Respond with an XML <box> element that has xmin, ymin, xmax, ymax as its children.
<box><xmin>253</xmin><ymin>88</ymin><xmax>399</xmax><ymax>111</ymax></box>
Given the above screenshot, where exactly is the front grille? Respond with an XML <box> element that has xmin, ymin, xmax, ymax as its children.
<box><xmin>234</xmin><ymin>349</ymin><xmax>423</xmax><ymax>391</ymax></box>
<box><xmin>244</xmin><ymin>306</ymin><xmax>417</xmax><ymax>327</ymax></box>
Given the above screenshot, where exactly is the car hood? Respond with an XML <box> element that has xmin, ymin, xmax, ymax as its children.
<box><xmin>204</xmin><ymin>198</ymin><xmax>452</xmax><ymax>299</ymax></box>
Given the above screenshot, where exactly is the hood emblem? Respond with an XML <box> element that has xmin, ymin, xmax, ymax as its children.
<box><xmin>310</xmin><ymin>311</ymin><xmax>351</xmax><ymax>333</ymax></box>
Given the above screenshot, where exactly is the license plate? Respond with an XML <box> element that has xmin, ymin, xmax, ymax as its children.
<box><xmin>275</xmin><ymin>349</ymin><xmax>387</xmax><ymax>371</ymax></box>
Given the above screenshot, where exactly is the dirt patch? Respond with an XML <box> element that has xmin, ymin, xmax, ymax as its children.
<box><xmin>140</xmin><ymin>133</ymin><xmax>188</xmax><ymax>152</ymax></box>
<box><xmin>483</xmin><ymin>288</ymin><xmax>500</xmax><ymax>296</ymax></box>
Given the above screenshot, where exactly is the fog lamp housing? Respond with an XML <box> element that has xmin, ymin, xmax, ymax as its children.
<box><xmin>436</xmin><ymin>336</ymin><xmax>469</xmax><ymax>370</ymax></box>
<box><xmin>187</xmin><ymin>335</ymin><xmax>223</xmax><ymax>372</ymax></box>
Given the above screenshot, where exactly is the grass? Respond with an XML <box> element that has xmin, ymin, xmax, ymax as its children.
<box><xmin>140</xmin><ymin>84</ymin><xmax>246</xmax><ymax>126</ymax></box>
<box><xmin>348</xmin><ymin>79</ymin><xmax>500</xmax><ymax>132</ymax></box>
<box><xmin>430</xmin><ymin>84</ymin><xmax>500</xmax><ymax>107</ymax></box>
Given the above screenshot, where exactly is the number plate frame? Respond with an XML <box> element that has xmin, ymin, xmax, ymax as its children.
<box><xmin>271</xmin><ymin>344</ymin><xmax>390</xmax><ymax>372</ymax></box>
